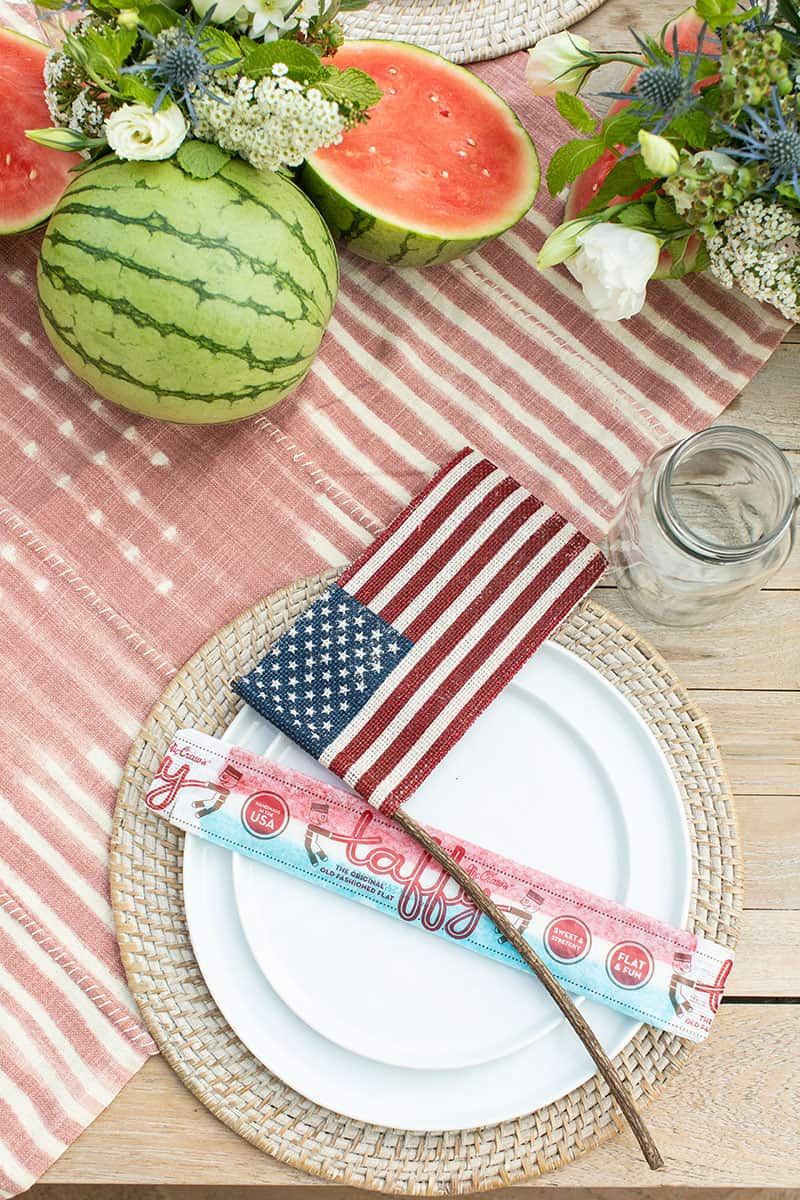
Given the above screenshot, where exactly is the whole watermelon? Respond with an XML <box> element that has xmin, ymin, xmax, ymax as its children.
<box><xmin>37</xmin><ymin>156</ymin><xmax>338</xmax><ymax>424</ymax></box>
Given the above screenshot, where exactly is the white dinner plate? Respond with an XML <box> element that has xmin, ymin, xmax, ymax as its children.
<box><xmin>183</xmin><ymin>640</ymin><xmax>690</xmax><ymax>1130</ymax></box>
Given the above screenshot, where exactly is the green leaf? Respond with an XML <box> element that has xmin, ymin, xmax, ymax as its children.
<box><xmin>555</xmin><ymin>91</ymin><xmax>597</xmax><ymax>135</ymax></box>
<box><xmin>65</xmin><ymin>25</ymin><xmax>137</xmax><ymax>84</ymax></box>
<box><xmin>579</xmin><ymin>153</ymin><xmax>651</xmax><ymax>214</ymax></box>
<box><xmin>176</xmin><ymin>139</ymin><xmax>232</xmax><ymax>179</ymax></box>
<box><xmin>693</xmin><ymin>240</ymin><xmax>711</xmax><ymax>272</ymax></box>
<box><xmin>666</xmin><ymin>109</ymin><xmax>711</xmax><ymax>149</ymax></box>
<box><xmin>602</xmin><ymin>109</ymin><xmax>645</xmax><ymax>148</ymax></box>
<box><xmin>317</xmin><ymin>66</ymin><xmax>382</xmax><ymax>111</ymax></box>
<box><xmin>653</xmin><ymin>193</ymin><xmax>686</xmax><ymax>231</ymax></box>
<box><xmin>200</xmin><ymin>26</ymin><xmax>243</xmax><ymax>70</ymax></box>
<box><xmin>137</xmin><ymin>2</ymin><xmax>181</xmax><ymax>35</ymax></box>
<box><xmin>616</xmin><ymin>201</ymin><xmax>658</xmax><ymax>228</ymax></box>
<box><xmin>118</xmin><ymin>75</ymin><xmax>161</xmax><ymax>105</ymax></box>
<box><xmin>546</xmin><ymin>137</ymin><xmax>605</xmax><ymax>196</ymax></box>
<box><xmin>695</xmin><ymin>0</ymin><xmax>740</xmax><ymax>25</ymax></box>
<box><xmin>242</xmin><ymin>38</ymin><xmax>324</xmax><ymax>82</ymax></box>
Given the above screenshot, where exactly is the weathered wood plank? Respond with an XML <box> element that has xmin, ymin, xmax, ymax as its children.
<box><xmin>41</xmin><ymin>1006</ymin><xmax>800</xmax><ymax>1188</ymax></box>
<box><xmin>737</xmin><ymin>796</ymin><xmax>800</xmax><ymax>910</ymax></box>
<box><xmin>691</xmin><ymin>690</ymin><xmax>800</xmax><ymax>797</ymax></box>
<box><xmin>593</xmin><ymin>588</ymin><xmax>799</xmax><ymax>690</ymax></box>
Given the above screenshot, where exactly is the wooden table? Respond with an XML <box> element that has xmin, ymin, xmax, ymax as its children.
<box><xmin>34</xmin><ymin>1</ymin><xmax>800</xmax><ymax>1193</ymax></box>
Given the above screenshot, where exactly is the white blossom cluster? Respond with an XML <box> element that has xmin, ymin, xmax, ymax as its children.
<box><xmin>707</xmin><ymin>199</ymin><xmax>800</xmax><ymax>321</ymax></box>
<box><xmin>44</xmin><ymin>50</ymin><xmax>80</xmax><ymax>126</ymax></box>
<box><xmin>193</xmin><ymin>67</ymin><xmax>345</xmax><ymax>171</ymax></box>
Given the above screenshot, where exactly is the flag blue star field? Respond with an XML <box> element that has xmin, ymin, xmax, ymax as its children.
<box><xmin>235</xmin><ymin>448</ymin><xmax>606</xmax><ymax>817</ymax></box>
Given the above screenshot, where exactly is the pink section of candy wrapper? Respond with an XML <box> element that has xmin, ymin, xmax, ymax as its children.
<box><xmin>148</xmin><ymin>729</ymin><xmax>725</xmax><ymax>979</ymax></box>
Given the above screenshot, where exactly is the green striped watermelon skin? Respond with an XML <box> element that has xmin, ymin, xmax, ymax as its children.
<box><xmin>300</xmin><ymin>163</ymin><xmax>488</xmax><ymax>267</ymax></box>
<box><xmin>38</xmin><ymin>156</ymin><xmax>339</xmax><ymax>424</ymax></box>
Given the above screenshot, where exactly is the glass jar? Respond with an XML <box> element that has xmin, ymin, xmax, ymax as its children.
<box><xmin>606</xmin><ymin>426</ymin><xmax>798</xmax><ymax>626</ymax></box>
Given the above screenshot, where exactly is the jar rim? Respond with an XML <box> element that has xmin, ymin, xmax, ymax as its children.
<box><xmin>655</xmin><ymin>426</ymin><xmax>797</xmax><ymax>563</ymax></box>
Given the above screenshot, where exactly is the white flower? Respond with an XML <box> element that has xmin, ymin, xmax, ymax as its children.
<box><xmin>191</xmin><ymin>0</ymin><xmax>244</xmax><ymax>22</ymax></box>
<box><xmin>193</xmin><ymin>74</ymin><xmax>345</xmax><ymax>171</ymax></box>
<box><xmin>241</xmin><ymin>0</ymin><xmax>300</xmax><ymax>37</ymax></box>
<box><xmin>525</xmin><ymin>32</ymin><xmax>592</xmax><ymax>97</ymax></box>
<box><xmin>691</xmin><ymin>150</ymin><xmax>737</xmax><ymax>175</ymax></box>
<box><xmin>707</xmin><ymin>199</ymin><xmax>800</xmax><ymax>321</ymax></box>
<box><xmin>104</xmin><ymin>103</ymin><xmax>187</xmax><ymax>161</ymax></box>
<box><xmin>567</xmin><ymin>223</ymin><xmax>661</xmax><ymax>321</ymax></box>
<box><xmin>638</xmin><ymin>129</ymin><xmax>679</xmax><ymax>177</ymax></box>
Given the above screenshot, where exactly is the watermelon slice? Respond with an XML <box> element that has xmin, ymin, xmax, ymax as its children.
<box><xmin>302</xmin><ymin>40</ymin><xmax>539</xmax><ymax>268</ymax></box>
<box><xmin>1</xmin><ymin>26</ymin><xmax>83</xmax><ymax>235</ymax></box>
<box><xmin>564</xmin><ymin>10</ymin><xmax>712</xmax><ymax>278</ymax></box>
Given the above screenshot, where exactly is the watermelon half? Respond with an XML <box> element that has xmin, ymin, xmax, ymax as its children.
<box><xmin>302</xmin><ymin>40</ymin><xmax>540</xmax><ymax>268</ymax></box>
<box><xmin>1</xmin><ymin>26</ymin><xmax>83</xmax><ymax>235</ymax></box>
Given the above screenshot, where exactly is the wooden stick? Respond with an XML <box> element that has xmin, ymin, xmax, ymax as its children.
<box><xmin>394</xmin><ymin>809</ymin><xmax>664</xmax><ymax>1171</ymax></box>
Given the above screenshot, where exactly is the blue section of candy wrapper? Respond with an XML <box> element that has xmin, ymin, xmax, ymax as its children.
<box><xmin>145</xmin><ymin>729</ymin><xmax>735</xmax><ymax>1043</ymax></box>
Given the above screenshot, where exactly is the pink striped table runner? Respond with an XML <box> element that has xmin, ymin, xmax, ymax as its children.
<box><xmin>0</xmin><ymin>3</ymin><xmax>788</xmax><ymax>1190</ymax></box>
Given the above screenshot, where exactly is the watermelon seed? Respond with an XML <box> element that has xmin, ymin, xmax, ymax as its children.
<box><xmin>457</xmin><ymin>149</ymin><xmax>468</xmax><ymax>157</ymax></box>
<box><xmin>429</xmin><ymin>93</ymin><xmax>439</xmax><ymax>102</ymax></box>
<box><xmin>368</xmin><ymin>146</ymin><xmax>376</xmax><ymax>154</ymax></box>
<box><xmin>467</xmin><ymin>137</ymin><xmax>477</xmax><ymax>146</ymax></box>
<box><xmin>441</xmin><ymin>169</ymin><xmax>449</xmax><ymax>178</ymax></box>
<box><xmin>388</xmin><ymin>87</ymin><xmax>397</xmax><ymax>94</ymax></box>
<box><xmin>29</xmin><ymin>169</ymin><xmax>38</xmax><ymax>181</ymax></box>
<box><xmin>482</xmin><ymin>168</ymin><xmax>491</xmax><ymax>176</ymax></box>
<box><xmin>388</xmin><ymin>66</ymin><xmax>398</xmax><ymax>74</ymax></box>
<box><xmin>4</xmin><ymin>153</ymin><xmax>10</xmax><ymax>166</ymax></box>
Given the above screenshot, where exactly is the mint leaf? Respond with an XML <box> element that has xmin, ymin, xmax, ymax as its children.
<box><xmin>616</xmin><ymin>201</ymin><xmax>658</xmax><ymax>228</ymax></box>
<box><xmin>317</xmin><ymin>66</ymin><xmax>382</xmax><ymax>111</ymax></box>
<box><xmin>653</xmin><ymin>193</ymin><xmax>686</xmax><ymax>231</ymax></box>
<box><xmin>201</xmin><ymin>26</ymin><xmax>242</xmax><ymax>71</ymax></box>
<box><xmin>555</xmin><ymin>91</ymin><xmax>596</xmax><ymax>134</ymax></box>
<box><xmin>546</xmin><ymin>137</ymin><xmax>605</xmax><ymax>196</ymax></box>
<box><xmin>137</xmin><ymin>3</ymin><xmax>181</xmax><ymax>35</ymax></box>
<box><xmin>243</xmin><ymin>38</ymin><xmax>324</xmax><ymax>82</ymax></box>
<box><xmin>118</xmin><ymin>75</ymin><xmax>160</xmax><ymax>106</ymax></box>
<box><xmin>602</xmin><ymin>110</ymin><xmax>644</xmax><ymax>148</ymax></box>
<box><xmin>65</xmin><ymin>25</ymin><xmax>137</xmax><ymax>84</ymax></box>
<box><xmin>578</xmin><ymin>153</ymin><xmax>652</xmax><ymax>214</ymax></box>
<box><xmin>177</xmin><ymin>139</ymin><xmax>232</xmax><ymax>179</ymax></box>
<box><xmin>666</xmin><ymin>109</ymin><xmax>711</xmax><ymax>149</ymax></box>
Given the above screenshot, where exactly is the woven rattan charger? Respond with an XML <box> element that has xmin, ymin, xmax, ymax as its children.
<box><xmin>341</xmin><ymin>0</ymin><xmax>608</xmax><ymax>64</ymax></box>
<box><xmin>111</xmin><ymin>570</ymin><xmax>741</xmax><ymax>1194</ymax></box>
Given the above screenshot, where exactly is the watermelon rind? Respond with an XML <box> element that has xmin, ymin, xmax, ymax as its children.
<box><xmin>0</xmin><ymin>26</ymin><xmax>83</xmax><ymax>235</ymax></box>
<box><xmin>38</xmin><ymin>156</ymin><xmax>339</xmax><ymax>424</ymax></box>
<box><xmin>301</xmin><ymin>41</ymin><xmax>540</xmax><ymax>269</ymax></box>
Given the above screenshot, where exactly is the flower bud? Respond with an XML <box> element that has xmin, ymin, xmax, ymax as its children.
<box><xmin>26</xmin><ymin>126</ymin><xmax>92</xmax><ymax>151</ymax></box>
<box><xmin>638</xmin><ymin>130</ymin><xmax>680</xmax><ymax>177</ymax></box>
<box><xmin>537</xmin><ymin>217</ymin><xmax>595</xmax><ymax>268</ymax></box>
<box><xmin>116</xmin><ymin>9</ymin><xmax>139</xmax><ymax>28</ymax></box>
<box><xmin>525</xmin><ymin>32</ymin><xmax>592</xmax><ymax>97</ymax></box>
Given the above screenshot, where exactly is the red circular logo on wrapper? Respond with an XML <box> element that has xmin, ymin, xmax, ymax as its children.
<box><xmin>606</xmin><ymin>941</ymin><xmax>654</xmax><ymax>990</ymax></box>
<box><xmin>241</xmin><ymin>790</ymin><xmax>289</xmax><ymax>840</ymax></box>
<box><xmin>544</xmin><ymin>916</ymin><xmax>592</xmax><ymax>963</ymax></box>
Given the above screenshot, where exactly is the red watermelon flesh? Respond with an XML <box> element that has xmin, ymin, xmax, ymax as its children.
<box><xmin>302</xmin><ymin>40</ymin><xmax>539</xmax><ymax>266</ymax></box>
<box><xmin>1</xmin><ymin>26</ymin><xmax>83</xmax><ymax>234</ymax></box>
<box><xmin>564</xmin><ymin>10</ymin><xmax>714</xmax><ymax>276</ymax></box>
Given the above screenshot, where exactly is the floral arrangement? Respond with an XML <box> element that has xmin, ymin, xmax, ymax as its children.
<box><xmin>27</xmin><ymin>0</ymin><xmax>381</xmax><ymax>177</ymax></box>
<box><xmin>526</xmin><ymin>0</ymin><xmax>800</xmax><ymax>322</ymax></box>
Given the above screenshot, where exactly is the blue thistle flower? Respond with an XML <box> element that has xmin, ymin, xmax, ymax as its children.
<box><xmin>717</xmin><ymin>87</ymin><xmax>800</xmax><ymax>201</ymax></box>
<box><xmin>602</xmin><ymin>25</ymin><xmax>710</xmax><ymax>133</ymax></box>
<box><xmin>122</xmin><ymin>7</ymin><xmax>241</xmax><ymax>125</ymax></box>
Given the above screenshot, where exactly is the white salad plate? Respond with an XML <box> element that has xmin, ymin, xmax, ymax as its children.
<box><xmin>183</xmin><ymin>640</ymin><xmax>691</xmax><ymax>1131</ymax></box>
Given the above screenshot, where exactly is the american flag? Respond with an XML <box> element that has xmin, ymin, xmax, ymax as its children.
<box><xmin>235</xmin><ymin>448</ymin><xmax>606</xmax><ymax>816</ymax></box>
